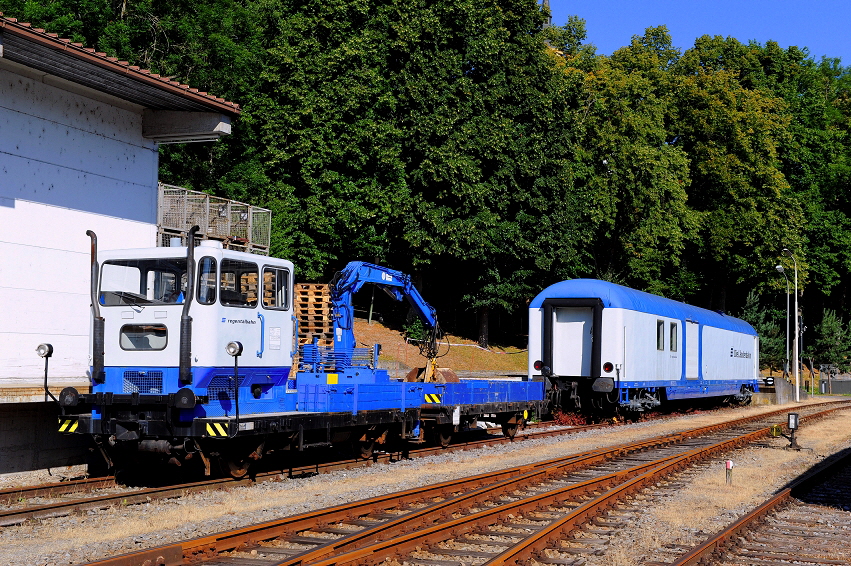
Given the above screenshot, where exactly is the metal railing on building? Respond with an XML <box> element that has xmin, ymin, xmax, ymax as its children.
<box><xmin>157</xmin><ymin>183</ymin><xmax>271</xmax><ymax>255</ymax></box>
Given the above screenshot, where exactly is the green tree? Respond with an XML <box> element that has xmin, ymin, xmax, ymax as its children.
<box><xmin>7</xmin><ymin>1</ymin><xmax>851</xmax><ymax>347</ymax></box>
<box><xmin>673</xmin><ymin>39</ymin><xmax>806</xmax><ymax>310</ymax></box>
<box><xmin>739</xmin><ymin>290</ymin><xmax>785</xmax><ymax>372</ymax></box>
<box><xmin>575</xmin><ymin>27</ymin><xmax>697</xmax><ymax>296</ymax></box>
<box><xmin>253</xmin><ymin>0</ymin><xmax>590</xmax><ymax>344</ymax></box>
<box><xmin>808</xmin><ymin>309</ymin><xmax>851</xmax><ymax>370</ymax></box>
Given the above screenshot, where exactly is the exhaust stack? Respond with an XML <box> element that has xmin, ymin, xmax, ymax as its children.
<box><xmin>86</xmin><ymin>230</ymin><xmax>105</xmax><ymax>384</ymax></box>
<box><xmin>179</xmin><ymin>226</ymin><xmax>200</xmax><ymax>385</ymax></box>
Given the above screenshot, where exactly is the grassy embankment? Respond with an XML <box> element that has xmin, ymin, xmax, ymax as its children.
<box><xmin>352</xmin><ymin>318</ymin><xmax>527</xmax><ymax>373</ymax></box>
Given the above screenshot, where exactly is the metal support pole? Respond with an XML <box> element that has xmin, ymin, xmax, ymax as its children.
<box><xmin>785</xmin><ymin>251</ymin><xmax>800</xmax><ymax>402</ymax></box>
<box><xmin>784</xmin><ymin>279</ymin><xmax>790</xmax><ymax>377</ymax></box>
<box><xmin>794</xmin><ymin>272</ymin><xmax>799</xmax><ymax>401</ymax></box>
<box><xmin>776</xmin><ymin>265</ymin><xmax>790</xmax><ymax>379</ymax></box>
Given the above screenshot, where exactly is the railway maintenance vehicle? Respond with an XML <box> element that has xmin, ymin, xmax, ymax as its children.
<box><xmin>53</xmin><ymin>229</ymin><xmax>543</xmax><ymax>477</ymax></box>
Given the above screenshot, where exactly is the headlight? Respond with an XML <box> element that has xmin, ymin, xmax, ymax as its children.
<box><xmin>36</xmin><ymin>343</ymin><xmax>54</xmax><ymax>358</ymax></box>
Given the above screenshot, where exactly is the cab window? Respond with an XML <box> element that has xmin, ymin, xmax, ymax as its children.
<box><xmin>197</xmin><ymin>257</ymin><xmax>217</xmax><ymax>305</ymax></box>
<box><xmin>262</xmin><ymin>267</ymin><xmax>290</xmax><ymax>310</ymax></box>
<box><xmin>220</xmin><ymin>259</ymin><xmax>258</xmax><ymax>307</ymax></box>
<box><xmin>100</xmin><ymin>258</ymin><xmax>186</xmax><ymax>306</ymax></box>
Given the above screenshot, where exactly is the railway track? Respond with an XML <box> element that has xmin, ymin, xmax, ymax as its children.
<box><xmin>78</xmin><ymin>401</ymin><xmax>850</xmax><ymax>566</ymax></box>
<box><xmin>0</xmin><ymin>422</ymin><xmax>555</xmax><ymax>504</ymax></box>
<box><xmin>0</xmin><ymin>410</ymin><xmax>717</xmax><ymax>523</ymax></box>
<box><xmin>667</xmin><ymin>438</ymin><xmax>851</xmax><ymax>565</ymax></box>
<box><xmin>0</xmin><ymin>475</ymin><xmax>117</xmax><ymax>507</ymax></box>
<box><xmin>0</xmin><ymin>420</ymin><xmax>612</xmax><ymax>527</ymax></box>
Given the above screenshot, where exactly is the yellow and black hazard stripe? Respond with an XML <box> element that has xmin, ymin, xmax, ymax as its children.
<box><xmin>58</xmin><ymin>417</ymin><xmax>79</xmax><ymax>433</ymax></box>
<box><xmin>205</xmin><ymin>422</ymin><xmax>229</xmax><ymax>437</ymax></box>
<box><xmin>424</xmin><ymin>393</ymin><xmax>442</xmax><ymax>404</ymax></box>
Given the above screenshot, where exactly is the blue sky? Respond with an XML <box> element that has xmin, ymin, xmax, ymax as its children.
<box><xmin>548</xmin><ymin>1</ymin><xmax>848</xmax><ymax>63</ymax></box>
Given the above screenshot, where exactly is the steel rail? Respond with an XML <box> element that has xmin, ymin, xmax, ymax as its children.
<box><xmin>670</xmin><ymin>436</ymin><xmax>851</xmax><ymax>565</ymax></box>
<box><xmin>308</xmin><ymin>454</ymin><xmax>701</xmax><ymax>565</ymax></box>
<box><xmin>81</xmin><ymin>434</ymin><xmax>679</xmax><ymax>566</ymax></box>
<box><xmin>268</xmin><ymin>434</ymin><xmax>688</xmax><ymax>565</ymax></box>
<box><xmin>0</xmin><ymin>403</ymin><xmax>735</xmax><ymax>525</ymax></box>
<box><xmin>77</xmin><ymin>402</ymin><xmax>850</xmax><ymax>566</ymax></box>
<box><xmin>0</xmin><ymin>423</ymin><xmax>599</xmax><ymax>527</ymax></box>
<box><xmin>483</xmin><ymin>427</ymin><xmax>775</xmax><ymax>564</ymax></box>
<box><xmin>0</xmin><ymin>475</ymin><xmax>116</xmax><ymax>506</ymax></box>
<box><xmin>0</xmin><ymin>474</ymin><xmax>258</xmax><ymax>527</ymax></box>
<box><xmin>285</xmin><ymin>404</ymin><xmax>849</xmax><ymax>566</ymax></box>
<box><xmin>489</xmin><ymin>405</ymin><xmax>847</xmax><ymax>566</ymax></box>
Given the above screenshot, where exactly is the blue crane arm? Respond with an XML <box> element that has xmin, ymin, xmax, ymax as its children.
<box><xmin>330</xmin><ymin>261</ymin><xmax>438</xmax><ymax>353</ymax></box>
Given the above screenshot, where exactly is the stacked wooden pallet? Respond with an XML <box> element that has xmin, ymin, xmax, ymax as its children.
<box><xmin>261</xmin><ymin>270</ymin><xmax>276</xmax><ymax>307</ymax></box>
<box><xmin>294</xmin><ymin>283</ymin><xmax>334</xmax><ymax>347</ymax></box>
<box><xmin>240</xmin><ymin>272</ymin><xmax>259</xmax><ymax>304</ymax></box>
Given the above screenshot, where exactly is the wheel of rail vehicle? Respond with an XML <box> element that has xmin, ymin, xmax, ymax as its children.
<box><xmin>358</xmin><ymin>439</ymin><xmax>375</xmax><ymax>459</ymax></box>
<box><xmin>501</xmin><ymin>422</ymin><xmax>519</xmax><ymax>440</ymax></box>
<box><xmin>436</xmin><ymin>425</ymin><xmax>453</xmax><ymax>448</ymax></box>
<box><xmin>219</xmin><ymin>457</ymin><xmax>250</xmax><ymax>479</ymax></box>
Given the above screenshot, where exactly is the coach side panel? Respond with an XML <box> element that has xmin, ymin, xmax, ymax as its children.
<box><xmin>702</xmin><ymin>326</ymin><xmax>759</xmax><ymax>381</ymax></box>
<box><xmin>617</xmin><ymin>309</ymin><xmax>682</xmax><ymax>383</ymax></box>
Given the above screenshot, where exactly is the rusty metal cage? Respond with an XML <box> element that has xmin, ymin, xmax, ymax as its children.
<box><xmin>157</xmin><ymin>183</ymin><xmax>271</xmax><ymax>255</ymax></box>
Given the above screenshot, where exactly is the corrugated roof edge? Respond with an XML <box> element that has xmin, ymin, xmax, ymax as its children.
<box><xmin>529</xmin><ymin>279</ymin><xmax>757</xmax><ymax>336</ymax></box>
<box><xmin>0</xmin><ymin>13</ymin><xmax>240</xmax><ymax>115</ymax></box>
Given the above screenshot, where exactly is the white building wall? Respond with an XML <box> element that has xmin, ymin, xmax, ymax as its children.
<box><xmin>0</xmin><ymin>67</ymin><xmax>159</xmax><ymax>381</ymax></box>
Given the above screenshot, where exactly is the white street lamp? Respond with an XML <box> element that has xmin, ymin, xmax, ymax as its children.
<box><xmin>782</xmin><ymin>249</ymin><xmax>799</xmax><ymax>402</ymax></box>
<box><xmin>775</xmin><ymin>265</ymin><xmax>790</xmax><ymax>379</ymax></box>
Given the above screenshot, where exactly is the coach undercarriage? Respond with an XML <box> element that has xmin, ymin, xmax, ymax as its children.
<box><xmin>547</xmin><ymin>376</ymin><xmax>753</xmax><ymax>416</ymax></box>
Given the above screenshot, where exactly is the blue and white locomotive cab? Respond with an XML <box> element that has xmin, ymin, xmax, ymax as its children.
<box><xmin>528</xmin><ymin>279</ymin><xmax>759</xmax><ymax>412</ymax></box>
<box><xmin>94</xmin><ymin>240</ymin><xmax>296</xmax><ymax>417</ymax></box>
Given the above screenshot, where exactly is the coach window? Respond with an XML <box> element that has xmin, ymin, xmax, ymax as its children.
<box><xmin>197</xmin><ymin>257</ymin><xmax>217</xmax><ymax>305</ymax></box>
<box><xmin>657</xmin><ymin>320</ymin><xmax>665</xmax><ymax>351</ymax></box>
<box><xmin>220</xmin><ymin>259</ymin><xmax>259</xmax><ymax>308</ymax></box>
<box><xmin>670</xmin><ymin>323</ymin><xmax>678</xmax><ymax>352</ymax></box>
<box><xmin>262</xmin><ymin>267</ymin><xmax>290</xmax><ymax>310</ymax></box>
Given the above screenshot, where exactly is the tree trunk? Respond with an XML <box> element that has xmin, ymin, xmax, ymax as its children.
<box><xmin>478</xmin><ymin>306</ymin><xmax>489</xmax><ymax>349</ymax></box>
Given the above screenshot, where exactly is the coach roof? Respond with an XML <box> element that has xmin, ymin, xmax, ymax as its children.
<box><xmin>530</xmin><ymin>279</ymin><xmax>757</xmax><ymax>335</ymax></box>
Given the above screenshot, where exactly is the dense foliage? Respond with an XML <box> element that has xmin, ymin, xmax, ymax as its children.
<box><xmin>3</xmin><ymin>0</ymin><xmax>851</xmax><ymax>366</ymax></box>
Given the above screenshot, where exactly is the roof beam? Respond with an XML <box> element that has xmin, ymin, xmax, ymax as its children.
<box><xmin>143</xmin><ymin>110</ymin><xmax>232</xmax><ymax>144</ymax></box>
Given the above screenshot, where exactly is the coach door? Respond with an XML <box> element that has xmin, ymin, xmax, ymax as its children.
<box><xmin>685</xmin><ymin>320</ymin><xmax>699</xmax><ymax>379</ymax></box>
<box><xmin>552</xmin><ymin>307</ymin><xmax>594</xmax><ymax>377</ymax></box>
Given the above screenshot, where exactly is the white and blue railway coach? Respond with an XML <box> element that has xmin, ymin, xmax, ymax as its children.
<box><xmin>528</xmin><ymin>279</ymin><xmax>759</xmax><ymax>413</ymax></box>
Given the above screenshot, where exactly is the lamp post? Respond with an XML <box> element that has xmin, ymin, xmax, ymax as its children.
<box><xmin>775</xmin><ymin>265</ymin><xmax>790</xmax><ymax>379</ymax></box>
<box><xmin>782</xmin><ymin>249</ymin><xmax>799</xmax><ymax>402</ymax></box>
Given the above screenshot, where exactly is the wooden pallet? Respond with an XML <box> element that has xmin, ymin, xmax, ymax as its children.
<box><xmin>294</xmin><ymin>283</ymin><xmax>334</xmax><ymax>355</ymax></box>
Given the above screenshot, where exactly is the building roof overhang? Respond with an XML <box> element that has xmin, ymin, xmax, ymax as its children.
<box><xmin>0</xmin><ymin>14</ymin><xmax>240</xmax><ymax>142</ymax></box>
